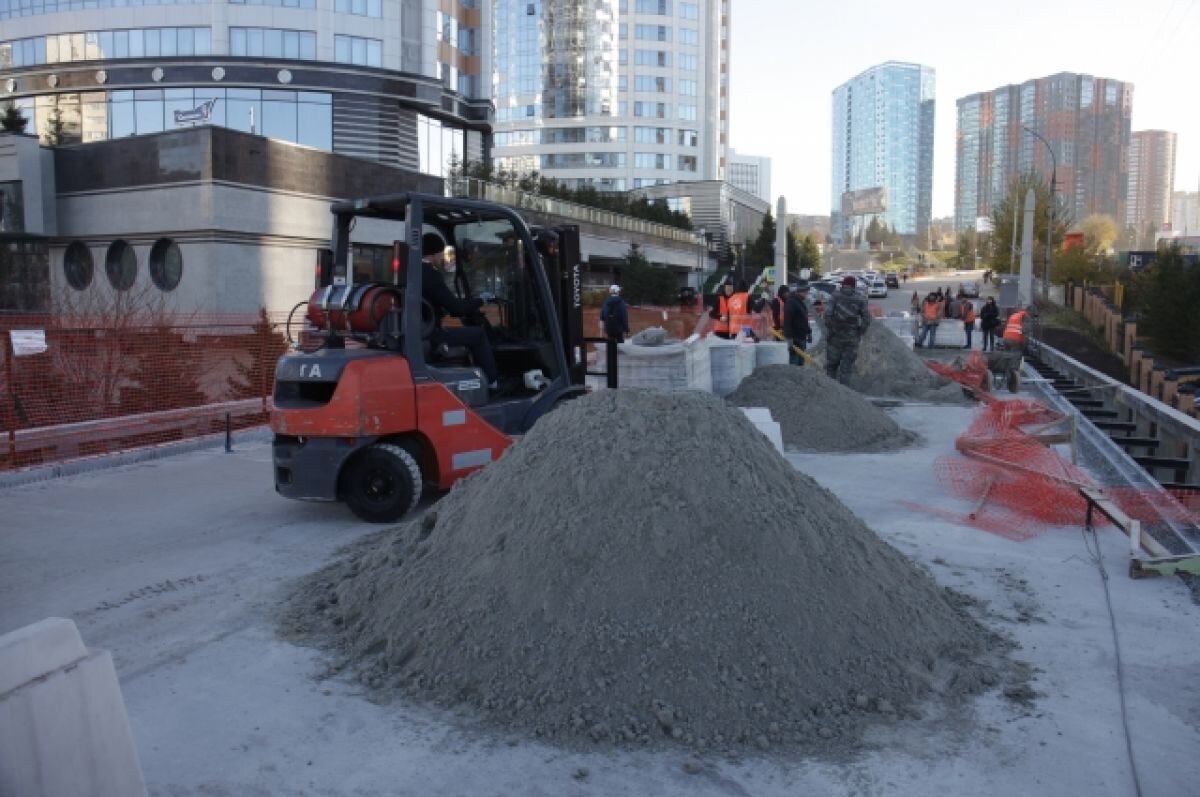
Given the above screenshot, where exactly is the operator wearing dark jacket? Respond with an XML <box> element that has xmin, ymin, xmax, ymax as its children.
<box><xmin>783</xmin><ymin>281</ymin><xmax>812</xmax><ymax>364</ymax></box>
<box><xmin>421</xmin><ymin>232</ymin><xmax>499</xmax><ymax>388</ymax></box>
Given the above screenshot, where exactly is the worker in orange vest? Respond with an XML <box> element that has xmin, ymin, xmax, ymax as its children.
<box><xmin>915</xmin><ymin>293</ymin><xmax>944</xmax><ymax>348</ymax></box>
<box><xmin>1002</xmin><ymin>307</ymin><xmax>1030</xmax><ymax>351</ymax></box>
<box><xmin>961</xmin><ymin>299</ymin><xmax>977</xmax><ymax>350</ymax></box>
<box><xmin>710</xmin><ymin>279</ymin><xmax>734</xmax><ymax>338</ymax></box>
<box><xmin>727</xmin><ymin>280</ymin><xmax>754</xmax><ymax>339</ymax></box>
<box><xmin>769</xmin><ymin>285</ymin><xmax>790</xmax><ymax>333</ymax></box>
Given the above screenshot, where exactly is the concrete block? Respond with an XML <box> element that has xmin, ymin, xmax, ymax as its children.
<box><xmin>0</xmin><ymin>618</ymin><xmax>147</xmax><ymax>797</ymax></box>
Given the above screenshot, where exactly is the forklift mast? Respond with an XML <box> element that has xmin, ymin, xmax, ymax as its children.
<box><xmin>543</xmin><ymin>224</ymin><xmax>586</xmax><ymax>387</ymax></box>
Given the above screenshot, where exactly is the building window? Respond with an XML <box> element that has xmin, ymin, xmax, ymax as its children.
<box><xmin>334</xmin><ymin>35</ymin><xmax>383</xmax><ymax>67</ymax></box>
<box><xmin>334</xmin><ymin>0</ymin><xmax>383</xmax><ymax>16</ymax></box>
<box><xmin>63</xmin><ymin>242</ymin><xmax>93</xmax><ymax>291</ymax></box>
<box><xmin>635</xmin><ymin>75</ymin><xmax>671</xmax><ymax>93</ymax></box>
<box><xmin>679</xmin><ymin>27</ymin><xmax>698</xmax><ymax>46</ymax></box>
<box><xmin>3</xmin><ymin>28</ymin><xmax>211</xmax><ymax>67</ymax></box>
<box><xmin>677</xmin><ymin>104</ymin><xmax>697</xmax><ymax>121</ymax></box>
<box><xmin>679</xmin><ymin>79</ymin><xmax>697</xmax><ymax>96</ymax></box>
<box><xmin>679</xmin><ymin>1</ymin><xmax>699</xmax><ymax>19</ymax></box>
<box><xmin>678</xmin><ymin>155</ymin><xmax>698</xmax><ymax>171</ymax></box>
<box><xmin>635</xmin><ymin>24</ymin><xmax>671</xmax><ymax>41</ymax></box>
<box><xmin>229</xmin><ymin>28</ymin><xmax>317</xmax><ymax>59</ymax></box>
<box><xmin>635</xmin><ymin>0</ymin><xmax>671</xmax><ymax>13</ymax></box>
<box><xmin>634</xmin><ymin>49</ymin><xmax>671</xmax><ymax>67</ymax></box>
<box><xmin>634</xmin><ymin>152</ymin><xmax>672</xmax><ymax>169</ymax></box>
<box><xmin>228</xmin><ymin>28</ymin><xmax>314</xmax><ymax>59</ymax></box>
<box><xmin>634</xmin><ymin>126</ymin><xmax>668</xmax><ymax>144</ymax></box>
<box><xmin>634</xmin><ymin>101</ymin><xmax>670</xmax><ymax>118</ymax></box>
<box><xmin>678</xmin><ymin>128</ymin><xmax>698</xmax><ymax>146</ymax></box>
<box><xmin>105</xmin><ymin>240</ymin><xmax>137</xmax><ymax>292</ymax></box>
<box><xmin>229</xmin><ymin>0</ymin><xmax>318</xmax><ymax>7</ymax></box>
<box><xmin>149</xmin><ymin>239</ymin><xmax>183</xmax><ymax>292</ymax></box>
<box><xmin>679</xmin><ymin>52</ymin><xmax>697</xmax><ymax>71</ymax></box>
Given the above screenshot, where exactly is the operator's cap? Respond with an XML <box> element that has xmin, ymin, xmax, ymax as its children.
<box><xmin>841</xmin><ymin>276</ymin><xmax>856</xmax><ymax>287</ymax></box>
<box><xmin>422</xmin><ymin>232</ymin><xmax>446</xmax><ymax>257</ymax></box>
<box><xmin>609</xmin><ymin>284</ymin><xmax>621</xmax><ymax>294</ymax></box>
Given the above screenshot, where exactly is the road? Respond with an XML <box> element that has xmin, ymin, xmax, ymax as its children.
<box><xmin>2</xmin><ymin>401</ymin><xmax>1199</xmax><ymax>795</ymax></box>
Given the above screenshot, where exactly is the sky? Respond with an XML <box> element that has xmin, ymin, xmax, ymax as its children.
<box><xmin>727</xmin><ymin>0</ymin><xmax>1200</xmax><ymax>219</ymax></box>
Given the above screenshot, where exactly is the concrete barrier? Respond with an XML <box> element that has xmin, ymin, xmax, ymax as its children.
<box><xmin>0</xmin><ymin>618</ymin><xmax>147</xmax><ymax>797</ymax></box>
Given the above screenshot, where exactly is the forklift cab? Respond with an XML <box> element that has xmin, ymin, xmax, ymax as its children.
<box><xmin>315</xmin><ymin>192</ymin><xmax>583</xmax><ymax>434</ymax></box>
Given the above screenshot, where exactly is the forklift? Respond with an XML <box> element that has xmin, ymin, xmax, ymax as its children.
<box><xmin>271</xmin><ymin>192</ymin><xmax>588</xmax><ymax>522</ymax></box>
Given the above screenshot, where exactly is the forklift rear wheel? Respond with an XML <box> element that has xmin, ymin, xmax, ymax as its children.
<box><xmin>343</xmin><ymin>443</ymin><xmax>422</xmax><ymax>523</ymax></box>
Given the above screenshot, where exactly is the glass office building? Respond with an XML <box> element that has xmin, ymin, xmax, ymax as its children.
<box><xmin>0</xmin><ymin>0</ymin><xmax>492</xmax><ymax>176</ymax></box>
<box><xmin>955</xmin><ymin>72</ymin><xmax>1133</xmax><ymax>232</ymax></box>
<box><xmin>830</xmin><ymin>61</ymin><xmax>935</xmax><ymax>242</ymax></box>
<box><xmin>492</xmin><ymin>0</ymin><xmax>729</xmax><ymax>193</ymax></box>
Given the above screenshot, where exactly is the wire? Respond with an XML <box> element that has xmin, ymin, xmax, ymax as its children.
<box><xmin>1079</xmin><ymin>519</ymin><xmax>1144</xmax><ymax>797</ymax></box>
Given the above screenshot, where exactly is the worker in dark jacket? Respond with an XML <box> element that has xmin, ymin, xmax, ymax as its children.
<box><xmin>769</xmin><ymin>284</ymin><xmax>790</xmax><ymax>333</ymax></box>
<box><xmin>422</xmin><ymin>232</ymin><xmax>498</xmax><ymax>389</ymax></box>
<box><xmin>979</xmin><ymin>296</ymin><xmax>1000</xmax><ymax>351</ymax></box>
<box><xmin>599</xmin><ymin>284</ymin><xmax>629</xmax><ymax>342</ymax></box>
<box><xmin>783</xmin><ymin>281</ymin><xmax>812</xmax><ymax>364</ymax></box>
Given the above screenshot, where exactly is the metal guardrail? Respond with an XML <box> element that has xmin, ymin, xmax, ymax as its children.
<box><xmin>448</xmin><ymin>177</ymin><xmax>697</xmax><ymax>245</ymax></box>
<box><xmin>1024</xmin><ymin>341</ymin><xmax>1200</xmax><ymax>555</ymax></box>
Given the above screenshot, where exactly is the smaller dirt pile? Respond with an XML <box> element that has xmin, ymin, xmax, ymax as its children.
<box><xmin>810</xmin><ymin>323</ymin><xmax>968</xmax><ymax>402</ymax></box>
<box><xmin>727</xmin><ymin>365</ymin><xmax>918</xmax><ymax>452</ymax></box>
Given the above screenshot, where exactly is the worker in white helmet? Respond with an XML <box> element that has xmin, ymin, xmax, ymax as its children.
<box><xmin>600</xmin><ymin>284</ymin><xmax>629</xmax><ymax>343</ymax></box>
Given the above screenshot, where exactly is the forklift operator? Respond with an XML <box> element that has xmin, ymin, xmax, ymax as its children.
<box><xmin>421</xmin><ymin>232</ymin><xmax>499</xmax><ymax>390</ymax></box>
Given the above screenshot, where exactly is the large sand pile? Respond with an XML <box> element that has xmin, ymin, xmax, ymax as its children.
<box><xmin>727</xmin><ymin>365</ymin><xmax>918</xmax><ymax>452</ymax></box>
<box><xmin>810</xmin><ymin>323</ymin><xmax>969</xmax><ymax>402</ymax></box>
<box><xmin>283</xmin><ymin>389</ymin><xmax>1003</xmax><ymax>755</ymax></box>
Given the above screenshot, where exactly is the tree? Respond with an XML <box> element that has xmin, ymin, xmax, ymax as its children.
<box><xmin>988</xmin><ymin>172</ymin><xmax>1073</xmax><ymax>275</ymax></box>
<box><xmin>1080</xmin><ymin>214</ymin><xmax>1118</xmax><ymax>256</ymax></box>
<box><xmin>1134</xmin><ymin>245</ymin><xmax>1200</xmax><ymax>361</ymax></box>
<box><xmin>45</xmin><ymin>104</ymin><xmax>66</xmax><ymax>146</ymax></box>
<box><xmin>785</xmin><ymin>228</ymin><xmax>801</xmax><ymax>274</ymax></box>
<box><xmin>229</xmin><ymin>308</ymin><xmax>290</xmax><ymax>401</ymax></box>
<box><xmin>1</xmin><ymin>102</ymin><xmax>28</xmax><ymax>134</ymax></box>
<box><xmin>1051</xmin><ymin>246</ymin><xmax>1106</xmax><ymax>286</ymax></box>
<box><xmin>797</xmin><ymin>234</ymin><xmax>821</xmax><ymax>277</ymax></box>
<box><xmin>865</xmin><ymin>217</ymin><xmax>884</xmax><ymax>247</ymax></box>
<box><xmin>618</xmin><ymin>246</ymin><xmax>677</xmax><ymax>305</ymax></box>
<box><xmin>744</xmin><ymin>209</ymin><xmax>777</xmax><ymax>279</ymax></box>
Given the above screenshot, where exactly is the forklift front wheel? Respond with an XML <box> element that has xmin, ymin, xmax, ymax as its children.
<box><xmin>343</xmin><ymin>443</ymin><xmax>423</xmax><ymax>523</ymax></box>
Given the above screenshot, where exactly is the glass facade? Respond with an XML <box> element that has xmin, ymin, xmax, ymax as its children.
<box><xmin>1</xmin><ymin>0</ymin><xmax>209</xmax><ymax>19</ymax></box>
<box><xmin>830</xmin><ymin>61</ymin><xmax>935</xmax><ymax>240</ymax></box>
<box><xmin>333</xmin><ymin>35</ymin><xmax>382</xmax><ymax>67</ymax></box>
<box><xmin>1</xmin><ymin>28</ymin><xmax>211</xmax><ymax>67</ymax></box>
<box><xmin>12</xmin><ymin>88</ymin><xmax>332</xmax><ymax>150</ymax></box>
<box><xmin>417</xmin><ymin>113</ymin><xmax>464</xmax><ymax>178</ymax></box>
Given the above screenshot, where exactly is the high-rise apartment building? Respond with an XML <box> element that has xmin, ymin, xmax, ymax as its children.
<box><xmin>1126</xmin><ymin>131</ymin><xmax>1177</xmax><ymax>241</ymax></box>
<box><xmin>0</xmin><ymin>0</ymin><xmax>489</xmax><ymax>175</ymax></box>
<box><xmin>955</xmin><ymin>72</ymin><xmax>1133</xmax><ymax>232</ymax></box>
<box><xmin>727</xmin><ymin>148</ymin><xmax>771</xmax><ymax>203</ymax></box>
<box><xmin>1172</xmin><ymin>189</ymin><xmax>1200</xmax><ymax>234</ymax></box>
<box><xmin>829</xmin><ymin>61</ymin><xmax>935</xmax><ymax>242</ymax></box>
<box><xmin>492</xmin><ymin>0</ymin><xmax>729</xmax><ymax>193</ymax></box>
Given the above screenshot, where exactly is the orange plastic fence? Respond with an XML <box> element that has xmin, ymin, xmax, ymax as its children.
<box><xmin>919</xmin><ymin>397</ymin><xmax>1199</xmax><ymax>541</ymax></box>
<box><xmin>1</xmin><ymin>311</ymin><xmax>289</xmax><ymax>471</ymax></box>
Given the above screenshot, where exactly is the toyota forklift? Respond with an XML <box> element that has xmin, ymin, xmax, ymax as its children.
<box><xmin>271</xmin><ymin>192</ymin><xmax>588</xmax><ymax>522</ymax></box>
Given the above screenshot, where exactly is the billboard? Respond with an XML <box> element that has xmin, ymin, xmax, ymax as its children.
<box><xmin>840</xmin><ymin>187</ymin><xmax>888</xmax><ymax>216</ymax></box>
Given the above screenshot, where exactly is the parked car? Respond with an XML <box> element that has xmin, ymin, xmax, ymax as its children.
<box><xmin>868</xmin><ymin>279</ymin><xmax>888</xmax><ymax>298</ymax></box>
<box><xmin>808</xmin><ymin>280</ymin><xmax>838</xmax><ymax>301</ymax></box>
<box><xmin>885</xmin><ymin>273</ymin><xmax>899</xmax><ymax>288</ymax></box>
<box><xmin>959</xmin><ymin>281</ymin><xmax>980</xmax><ymax>298</ymax></box>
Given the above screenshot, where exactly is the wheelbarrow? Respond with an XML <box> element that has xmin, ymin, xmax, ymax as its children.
<box><xmin>985</xmin><ymin>349</ymin><xmax>1024</xmax><ymax>393</ymax></box>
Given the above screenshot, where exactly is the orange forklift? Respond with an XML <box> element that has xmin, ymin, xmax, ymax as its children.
<box><xmin>271</xmin><ymin>193</ymin><xmax>588</xmax><ymax>522</ymax></box>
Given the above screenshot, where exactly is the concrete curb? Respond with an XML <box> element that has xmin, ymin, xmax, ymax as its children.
<box><xmin>0</xmin><ymin>426</ymin><xmax>273</xmax><ymax>491</ymax></box>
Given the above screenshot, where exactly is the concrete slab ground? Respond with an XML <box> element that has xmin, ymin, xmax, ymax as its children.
<box><xmin>1</xmin><ymin>400</ymin><xmax>1198</xmax><ymax>796</ymax></box>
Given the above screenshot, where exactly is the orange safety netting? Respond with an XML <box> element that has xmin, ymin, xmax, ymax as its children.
<box><xmin>918</xmin><ymin>397</ymin><xmax>1200</xmax><ymax>541</ymax></box>
<box><xmin>1</xmin><ymin>311</ymin><xmax>289</xmax><ymax>472</ymax></box>
<box><xmin>925</xmin><ymin>350</ymin><xmax>993</xmax><ymax>396</ymax></box>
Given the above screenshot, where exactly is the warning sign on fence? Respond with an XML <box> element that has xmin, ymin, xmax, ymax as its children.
<box><xmin>9</xmin><ymin>330</ymin><xmax>48</xmax><ymax>357</ymax></box>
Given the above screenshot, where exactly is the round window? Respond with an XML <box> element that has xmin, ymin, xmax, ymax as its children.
<box><xmin>105</xmin><ymin>240</ymin><xmax>138</xmax><ymax>291</ymax></box>
<box><xmin>63</xmin><ymin>241</ymin><xmax>93</xmax><ymax>291</ymax></box>
<box><xmin>149</xmin><ymin>239</ymin><xmax>183</xmax><ymax>292</ymax></box>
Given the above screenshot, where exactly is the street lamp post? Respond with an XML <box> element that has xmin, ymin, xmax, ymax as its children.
<box><xmin>1023</xmin><ymin>126</ymin><xmax>1056</xmax><ymax>302</ymax></box>
<box><xmin>695</xmin><ymin>226</ymin><xmax>707</xmax><ymax>290</ymax></box>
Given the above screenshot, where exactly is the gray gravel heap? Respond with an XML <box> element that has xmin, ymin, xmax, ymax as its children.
<box><xmin>283</xmin><ymin>389</ymin><xmax>1000</xmax><ymax>755</ymax></box>
<box><xmin>810</xmin><ymin>323</ymin><xmax>969</xmax><ymax>402</ymax></box>
<box><xmin>727</xmin><ymin>365</ymin><xmax>919</xmax><ymax>451</ymax></box>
